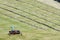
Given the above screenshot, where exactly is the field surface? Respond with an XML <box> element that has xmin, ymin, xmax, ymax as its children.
<box><xmin>0</xmin><ymin>0</ymin><xmax>60</xmax><ymax>40</ymax></box>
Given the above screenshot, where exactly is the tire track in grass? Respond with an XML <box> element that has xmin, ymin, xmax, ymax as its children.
<box><xmin>1</xmin><ymin>4</ymin><xmax>60</xmax><ymax>26</ymax></box>
<box><xmin>16</xmin><ymin>0</ymin><xmax>60</xmax><ymax>16</ymax></box>
<box><xmin>0</xmin><ymin>13</ymin><xmax>45</xmax><ymax>30</ymax></box>
<box><xmin>0</xmin><ymin>7</ymin><xmax>60</xmax><ymax>31</ymax></box>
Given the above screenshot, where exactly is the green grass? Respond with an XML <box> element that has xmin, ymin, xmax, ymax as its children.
<box><xmin>0</xmin><ymin>0</ymin><xmax>60</xmax><ymax>40</ymax></box>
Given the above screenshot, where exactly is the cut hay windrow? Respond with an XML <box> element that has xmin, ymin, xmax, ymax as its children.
<box><xmin>2</xmin><ymin>0</ymin><xmax>60</xmax><ymax>26</ymax></box>
<box><xmin>16</xmin><ymin>0</ymin><xmax>60</xmax><ymax>16</ymax></box>
<box><xmin>1</xmin><ymin>3</ymin><xmax>60</xmax><ymax>26</ymax></box>
<box><xmin>0</xmin><ymin>7</ymin><xmax>60</xmax><ymax>31</ymax></box>
<box><xmin>17</xmin><ymin>0</ymin><xmax>60</xmax><ymax>18</ymax></box>
<box><xmin>1</xmin><ymin>13</ymin><xmax>45</xmax><ymax>30</ymax></box>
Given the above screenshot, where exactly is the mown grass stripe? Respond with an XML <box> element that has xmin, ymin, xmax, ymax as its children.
<box><xmin>0</xmin><ymin>13</ymin><xmax>45</xmax><ymax>30</ymax></box>
<box><xmin>1</xmin><ymin>3</ymin><xmax>60</xmax><ymax>27</ymax></box>
<box><xmin>0</xmin><ymin>7</ymin><xmax>60</xmax><ymax>31</ymax></box>
<box><xmin>17</xmin><ymin>0</ymin><xmax>60</xmax><ymax>16</ymax></box>
<box><xmin>6</xmin><ymin>0</ymin><xmax>60</xmax><ymax>26</ymax></box>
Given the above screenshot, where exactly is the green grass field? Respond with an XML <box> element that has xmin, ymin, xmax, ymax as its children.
<box><xmin>0</xmin><ymin>0</ymin><xmax>60</xmax><ymax>40</ymax></box>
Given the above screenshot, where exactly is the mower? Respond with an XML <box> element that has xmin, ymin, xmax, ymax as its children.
<box><xmin>8</xmin><ymin>26</ymin><xmax>22</xmax><ymax>35</ymax></box>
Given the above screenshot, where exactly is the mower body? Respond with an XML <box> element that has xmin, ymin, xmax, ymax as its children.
<box><xmin>9</xmin><ymin>30</ymin><xmax>20</xmax><ymax>35</ymax></box>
